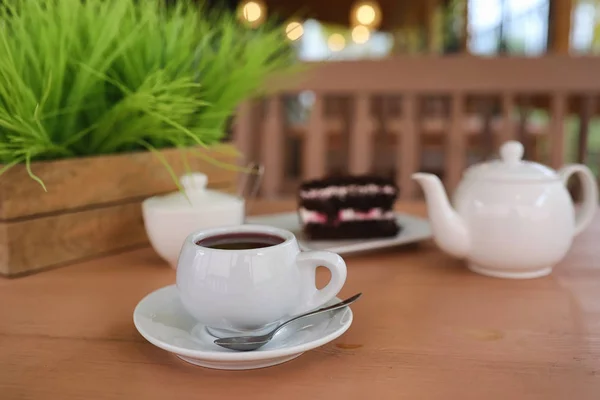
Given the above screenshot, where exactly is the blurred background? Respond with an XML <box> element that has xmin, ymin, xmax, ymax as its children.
<box><xmin>219</xmin><ymin>0</ymin><xmax>600</xmax><ymax>200</ymax></box>
<box><xmin>208</xmin><ymin>0</ymin><xmax>598</xmax><ymax>57</ymax></box>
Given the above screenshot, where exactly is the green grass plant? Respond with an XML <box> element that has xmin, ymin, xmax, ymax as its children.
<box><xmin>0</xmin><ymin>0</ymin><xmax>296</xmax><ymax>188</ymax></box>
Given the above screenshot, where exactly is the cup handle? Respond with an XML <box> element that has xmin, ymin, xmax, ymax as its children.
<box><xmin>291</xmin><ymin>251</ymin><xmax>347</xmax><ymax>316</ymax></box>
<box><xmin>559</xmin><ymin>164</ymin><xmax>599</xmax><ymax>236</ymax></box>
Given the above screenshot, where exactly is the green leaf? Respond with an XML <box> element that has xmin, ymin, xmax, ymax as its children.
<box><xmin>25</xmin><ymin>152</ymin><xmax>47</xmax><ymax>192</ymax></box>
<box><xmin>0</xmin><ymin>0</ymin><xmax>298</xmax><ymax>186</ymax></box>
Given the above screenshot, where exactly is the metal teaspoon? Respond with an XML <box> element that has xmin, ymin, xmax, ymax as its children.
<box><xmin>213</xmin><ymin>293</ymin><xmax>362</xmax><ymax>351</ymax></box>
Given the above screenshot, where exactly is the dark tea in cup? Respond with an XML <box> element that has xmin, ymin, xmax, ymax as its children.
<box><xmin>196</xmin><ymin>232</ymin><xmax>285</xmax><ymax>250</ymax></box>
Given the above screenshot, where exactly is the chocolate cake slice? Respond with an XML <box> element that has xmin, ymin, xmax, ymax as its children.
<box><xmin>298</xmin><ymin>175</ymin><xmax>401</xmax><ymax>240</ymax></box>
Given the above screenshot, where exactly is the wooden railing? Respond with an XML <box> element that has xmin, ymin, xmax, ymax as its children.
<box><xmin>233</xmin><ymin>56</ymin><xmax>600</xmax><ymax>199</ymax></box>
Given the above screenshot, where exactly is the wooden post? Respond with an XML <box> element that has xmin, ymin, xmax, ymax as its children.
<box><xmin>261</xmin><ymin>96</ymin><xmax>284</xmax><ymax>198</ymax></box>
<box><xmin>446</xmin><ymin>93</ymin><xmax>466</xmax><ymax>193</ymax></box>
<box><xmin>572</xmin><ymin>95</ymin><xmax>595</xmax><ymax>200</ymax></box>
<box><xmin>398</xmin><ymin>94</ymin><xmax>419</xmax><ymax>200</ymax></box>
<box><xmin>550</xmin><ymin>93</ymin><xmax>567</xmax><ymax>168</ymax></box>
<box><xmin>303</xmin><ymin>94</ymin><xmax>326</xmax><ymax>180</ymax></box>
<box><xmin>233</xmin><ymin>100</ymin><xmax>254</xmax><ymax>191</ymax></box>
<box><xmin>500</xmin><ymin>93</ymin><xmax>516</xmax><ymax>146</ymax></box>
<box><xmin>233</xmin><ymin>101</ymin><xmax>253</xmax><ymax>165</ymax></box>
<box><xmin>349</xmin><ymin>94</ymin><xmax>374</xmax><ymax>175</ymax></box>
<box><xmin>578</xmin><ymin>95</ymin><xmax>595</xmax><ymax>164</ymax></box>
<box><xmin>548</xmin><ymin>0</ymin><xmax>573</xmax><ymax>54</ymax></box>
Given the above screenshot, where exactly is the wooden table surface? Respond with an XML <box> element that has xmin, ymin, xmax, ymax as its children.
<box><xmin>2</xmin><ymin>200</ymin><xmax>600</xmax><ymax>400</ymax></box>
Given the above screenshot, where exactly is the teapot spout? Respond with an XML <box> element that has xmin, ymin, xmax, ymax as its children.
<box><xmin>412</xmin><ymin>173</ymin><xmax>470</xmax><ymax>258</ymax></box>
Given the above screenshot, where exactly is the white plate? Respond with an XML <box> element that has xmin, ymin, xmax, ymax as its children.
<box><xmin>246</xmin><ymin>211</ymin><xmax>432</xmax><ymax>255</ymax></box>
<box><xmin>133</xmin><ymin>285</ymin><xmax>354</xmax><ymax>370</ymax></box>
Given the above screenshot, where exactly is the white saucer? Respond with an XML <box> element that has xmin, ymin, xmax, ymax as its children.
<box><xmin>246</xmin><ymin>211</ymin><xmax>431</xmax><ymax>255</ymax></box>
<box><xmin>133</xmin><ymin>285</ymin><xmax>354</xmax><ymax>370</ymax></box>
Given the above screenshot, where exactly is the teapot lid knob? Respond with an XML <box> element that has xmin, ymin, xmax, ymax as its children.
<box><xmin>500</xmin><ymin>141</ymin><xmax>524</xmax><ymax>165</ymax></box>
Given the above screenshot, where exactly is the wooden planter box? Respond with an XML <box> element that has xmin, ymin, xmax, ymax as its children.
<box><xmin>0</xmin><ymin>144</ymin><xmax>239</xmax><ymax>277</ymax></box>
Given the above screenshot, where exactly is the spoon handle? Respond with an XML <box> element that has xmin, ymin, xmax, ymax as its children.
<box><xmin>271</xmin><ymin>293</ymin><xmax>362</xmax><ymax>337</ymax></box>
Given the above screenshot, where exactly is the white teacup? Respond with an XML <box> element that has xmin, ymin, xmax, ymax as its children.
<box><xmin>176</xmin><ymin>224</ymin><xmax>347</xmax><ymax>338</ymax></box>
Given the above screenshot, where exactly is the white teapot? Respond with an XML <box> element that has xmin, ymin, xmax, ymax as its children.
<box><xmin>413</xmin><ymin>141</ymin><xmax>598</xmax><ymax>279</ymax></box>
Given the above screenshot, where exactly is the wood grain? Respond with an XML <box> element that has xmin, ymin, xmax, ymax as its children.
<box><xmin>0</xmin><ymin>143</ymin><xmax>239</xmax><ymax>220</ymax></box>
<box><xmin>0</xmin><ymin>202</ymin><xmax>146</xmax><ymax>276</ymax></box>
<box><xmin>0</xmin><ymin>144</ymin><xmax>239</xmax><ymax>276</ymax></box>
<box><xmin>1</xmin><ymin>200</ymin><xmax>600</xmax><ymax>399</ymax></box>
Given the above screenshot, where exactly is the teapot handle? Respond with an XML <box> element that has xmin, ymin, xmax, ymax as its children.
<box><xmin>559</xmin><ymin>164</ymin><xmax>599</xmax><ymax>236</ymax></box>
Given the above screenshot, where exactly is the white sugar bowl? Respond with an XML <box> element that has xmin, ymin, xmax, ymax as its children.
<box><xmin>142</xmin><ymin>173</ymin><xmax>245</xmax><ymax>268</ymax></box>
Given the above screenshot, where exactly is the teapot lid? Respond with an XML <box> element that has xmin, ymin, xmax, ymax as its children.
<box><xmin>143</xmin><ymin>172</ymin><xmax>243</xmax><ymax>212</ymax></box>
<box><xmin>464</xmin><ymin>141</ymin><xmax>559</xmax><ymax>182</ymax></box>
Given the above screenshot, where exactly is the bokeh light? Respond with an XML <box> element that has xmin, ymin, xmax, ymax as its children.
<box><xmin>352</xmin><ymin>25</ymin><xmax>370</xmax><ymax>44</ymax></box>
<box><xmin>285</xmin><ymin>21</ymin><xmax>304</xmax><ymax>41</ymax></box>
<box><xmin>350</xmin><ymin>1</ymin><xmax>382</xmax><ymax>29</ymax></box>
<box><xmin>328</xmin><ymin>33</ymin><xmax>346</xmax><ymax>52</ymax></box>
<box><xmin>357</xmin><ymin>5</ymin><xmax>375</xmax><ymax>25</ymax></box>
<box><xmin>238</xmin><ymin>0</ymin><xmax>266</xmax><ymax>27</ymax></box>
<box><xmin>243</xmin><ymin>2</ymin><xmax>261</xmax><ymax>22</ymax></box>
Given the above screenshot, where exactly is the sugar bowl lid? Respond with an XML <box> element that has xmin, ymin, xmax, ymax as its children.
<box><xmin>143</xmin><ymin>172</ymin><xmax>243</xmax><ymax>212</ymax></box>
<box><xmin>463</xmin><ymin>141</ymin><xmax>559</xmax><ymax>182</ymax></box>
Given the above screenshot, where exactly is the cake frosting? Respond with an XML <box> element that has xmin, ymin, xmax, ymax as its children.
<box><xmin>299</xmin><ymin>207</ymin><xmax>395</xmax><ymax>224</ymax></box>
<box><xmin>300</xmin><ymin>184</ymin><xmax>396</xmax><ymax>200</ymax></box>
